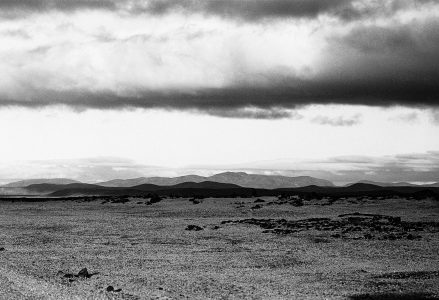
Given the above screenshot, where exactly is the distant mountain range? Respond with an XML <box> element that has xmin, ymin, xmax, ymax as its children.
<box><xmin>24</xmin><ymin>181</ymin><xmax>248</xmax><ymax>197</ymax></box>
<box><xmin>96</xmin><ymin>172</ymin><xmax>334</xmax><ymax>189</ymax></box>
<box><xmin>1</xmin><ymin>173</ymin><xmax>438</xmax><ymax>194</ymax></box>
<box><xmin>1</xmin><ymin>178</ymin><xmax>81</xmax><ymax>188</ymax></box>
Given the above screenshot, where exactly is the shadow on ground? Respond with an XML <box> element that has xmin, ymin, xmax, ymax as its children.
<box><xmin>349</xmin><ymin>293</ymin><xmax>439</xmax><ymax>300</ymax></box>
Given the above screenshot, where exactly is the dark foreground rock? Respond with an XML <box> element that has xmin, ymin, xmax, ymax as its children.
<box><xmin>349</xmin><ymin>292</ymin><xmax>439</xmax><ymax>300</ymax></box>
<box><xmin>60</xmin><ymin>268</ymin><xmax>99</xmax><ymax>280</ymax></box>
<box><xmin>106</xmin><ymin>285</ymin><xmax>122</xmax><ymax>292</ymax></box>
<box><xmin>185</xmin><ymin>225</ymin><xmax>204</xmax><ymax>231</ymax></box>
<box><xmin>221</xmin><ymin>213</ymin><xmax>439</xmax><ymax>240</ymax></box>
<box><xmin>375</xmin><ymin>271</ymin><xmax>439</xmax><ymax>280</ymax></box>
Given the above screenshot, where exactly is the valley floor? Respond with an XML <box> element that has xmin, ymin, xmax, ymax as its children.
<box><xmin>0</xmin><ymin>197</ymin><xmax>438</xmax><ymax>299</ymax></box>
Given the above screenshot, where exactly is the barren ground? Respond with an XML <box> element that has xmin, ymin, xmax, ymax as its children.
<box><xmin>0</xmin><ymin>197</ymin><xmax>438</xmax><ymax>299</ymax></box>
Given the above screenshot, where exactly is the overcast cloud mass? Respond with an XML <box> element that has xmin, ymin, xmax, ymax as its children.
<box><xmin>0</xmin><ymin>0</ymin><xmax>438</xmax><ymax>116</ymax></box>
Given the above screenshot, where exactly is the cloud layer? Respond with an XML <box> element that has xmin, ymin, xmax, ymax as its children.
<box><xmin>0</xmin><ymin>0</ymin><xmax>438</xmax><ymax>116</ymax></box>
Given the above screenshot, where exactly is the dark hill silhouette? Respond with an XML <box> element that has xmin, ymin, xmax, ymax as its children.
<box><xmin>346</xmin><ymin>180</ymin><xmax>417</xmax><ymax>187</ymax></box>
<box><xmin>15</xmin><ymin>181</ymin><xmax>438</xmax><ymax>201</ymax></box>
<box><xmin>96</xmin><ymin>172</ymin><xmax>334</xmax><ymax>189</ymax></box>
<box><xmin>30</xmin><ymin>181</ymin><xmax>246</xmax><ymax>197</ymax></box>
<box><xmin>2</xmin><ymin>178</ymin><xmax>81</xmax><ymax>188</ymax></box>
<box><xmin>26</xmin><ymin>183</ymin><xmax>106</xmax><ymax>194</ymax></box>
<box><xmin>342</xmin><ymin>183</ymin><xmax>385</xmax><ymax>192</ymax></box>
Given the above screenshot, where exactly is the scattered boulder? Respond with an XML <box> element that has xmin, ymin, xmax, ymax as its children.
<box><xmin>185</xmin><ymin>225</ymin><xmax>204</xmax><ymax>231</ymax></box>
<box><xmin>106</xmin><ymin>285</ymin><xmax>122</xmax><ymax>292</ymax></box>
<box><xmin>189</xmin><ymin>198</ymin><xmax>201</xmax><ymax>204</ymax></box>
<box><xmin>61</xmin><ymin>268</ymin><xmax>99</xmax><ymax>280</ymax></box>
<box><xmin>149</xmin><ymin>194</ymin><xmax>162</xmax><ymax>204</ymax></box>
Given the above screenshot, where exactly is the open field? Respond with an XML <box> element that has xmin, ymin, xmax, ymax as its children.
<box><xmin>0</xmin><ymin>197</ymin><xmax>438</xmax><ymax>299</ymax></box>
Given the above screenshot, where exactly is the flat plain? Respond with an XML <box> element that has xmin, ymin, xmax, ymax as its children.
<box><xmin>0</xmin><ymin>196</ymin><xmax>438</xmax><ymax>300</ymax></box>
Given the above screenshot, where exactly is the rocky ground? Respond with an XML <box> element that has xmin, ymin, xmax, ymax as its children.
<box><xmin>0</xmin><ymin>196</ymin><xmax>438</xmax><ymax>299</ymax></box>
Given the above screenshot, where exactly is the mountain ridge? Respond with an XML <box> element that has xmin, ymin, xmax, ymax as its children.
<box><xmin>96</xmin><ymin>172</ymin><xmax>334</xmax><ymax>189</ymax></box>
<box><xmin>1</xmin><ymin>178</ymin><xmax>81</xmax><ymax>188</ymax></box>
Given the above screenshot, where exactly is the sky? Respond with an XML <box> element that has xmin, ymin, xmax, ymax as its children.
<box><xmin>0</xmin><ymin>0</ymin><xmax>438</xmax><ymax>184</ymax></box>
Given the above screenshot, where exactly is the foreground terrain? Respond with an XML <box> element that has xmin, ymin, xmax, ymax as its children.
<box><xmin>0</xmin><ymin>196</ymin><xmax>438</xmax><ymax>299</ymax></box>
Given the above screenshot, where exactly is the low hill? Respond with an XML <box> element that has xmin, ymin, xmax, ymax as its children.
<box><xmin>347</xmin><ymin>180</ymin><xmax>417</xmax><ymax>187</ymax></box>
<box><xmin>208</xmin><ymin>172</ymin><xmax>334</xmax><ymax>189</ymax></box>
<box><xmin>26</xmin><ymin>183</ymin><xmax>108</xmax><ymax>194</ymax></box>
<box><xmin>97</xmin><ymin>175</ymin><xmax>206</xmax><ymax>187</ymax></box>
<box><xmin>17</xmin><ymin>180</ymin><xmax>439</xmax><ymax>201</ymax></box>
<box><xmin>96</xmin><ymin>172</ymin><xmax>334</xmax><ymax>189</ymax></box>
<box><xmin>25</xmin><ymin>181</ymin><xmax>243</xmax><ymax>196</ymax></box>
<box><xmin>2</xmin><ymin>178</ymin><xmax>81</xmax><ymax>188</ymax></box>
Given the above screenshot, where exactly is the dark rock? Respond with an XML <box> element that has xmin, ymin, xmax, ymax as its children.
<box><xmin>76</xmin><ymin>268</ymin><xmax>99</xmax><ymax>279</ymax></box>
<box><xmin>406</xmin><ymin>234</ymin><xmax>421</xmax><ymax>240</ymax></box>
<box><xmin>251</xmin><ymin>205</ymin><xmax>263</xmax><ymax>209</ymax></box>
<box><xmin>219</xmin><ymin>215</ymin><xmax>439</xmax><ymax>240</ymax></box>
<box><xmin>77</xmin><ymin>268</ymin><xmax>90</xmax><ymax>278</ymax></box>
<box><xmin>185</xmin><ymin>225</ymin><xmax>204</xmax><ymax>231</ymax></box>
<box><xmin>149</xmin><ymin>194</ymin><xmax>162</xmax><ymax>204</ymax></box>
<box><xmin>106</xmin><ymin>285</ymin><xmax>122</xmax><ymax>292</ymax></box>
<box><xmin>0</xmin><ymin>247</ymin><xmax>5</xmax><ymax>251</ymax></box>
<box><xmin>189</xmin><ymin>198</ymin><xmax>201</xmax><ymax>204</ymax></box>
<box><xmin>254</xmin><ymin>199</ymin><xmax>265</xmax><ymax>203</ymax></box>
<box><xmin>364</xmin><ymin>233</ymin><xmax>373</xmax><ymax>239</ymax></box>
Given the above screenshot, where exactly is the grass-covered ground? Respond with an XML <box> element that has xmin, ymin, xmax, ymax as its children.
<box><xmin>0</xmin><ymin>196</ymin><xmax>438</xmax><ymax>299</ymax></box>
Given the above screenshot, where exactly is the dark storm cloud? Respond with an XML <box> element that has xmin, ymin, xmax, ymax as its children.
<box><xmin>1</xmin><ymin>2</ymin><xmax>439</xmax><ymax>117</ymax></box>
<box><xmin>0</xmin><ymin>0</ymin><xmax>358</xmax><ymax>20</ymax></box>
<box><xmin>1</xmin><ymin>0</ymin><xmax>433</xmax><ymax>21</ymax></box>
<box><xmin>0</xmin><ymin>0</ymin><xmax>116</xmax><ymax>12</ymax></box>
<box><xmin>141</xmin><ymin>0</ymin><xmax>352</xmax><ymax>20</ymax></box>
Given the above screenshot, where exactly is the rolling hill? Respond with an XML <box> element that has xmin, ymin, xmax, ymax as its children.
<box><xmin>2</xmin><ymin>178</ymin><xmax>81</xmax><ymax>188</ymax></box>
<box><xmin>17</xmin><ymin>181</ymin><xmax>439</xmax><ymax>200</ymax></box>
<box><xmin>96</xmin><ymin>172</ymin><xmax>334</xmax><ymax>189</ymax></box>
<box><xmin>346</xmin><ymin>180</ymin><xmax>417</xmax><ymax>187</ymax></box>
<box><xmin>25</xmin><ymin>181</ymin><xmax>247</xmax><ymax>197</ymax></box>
